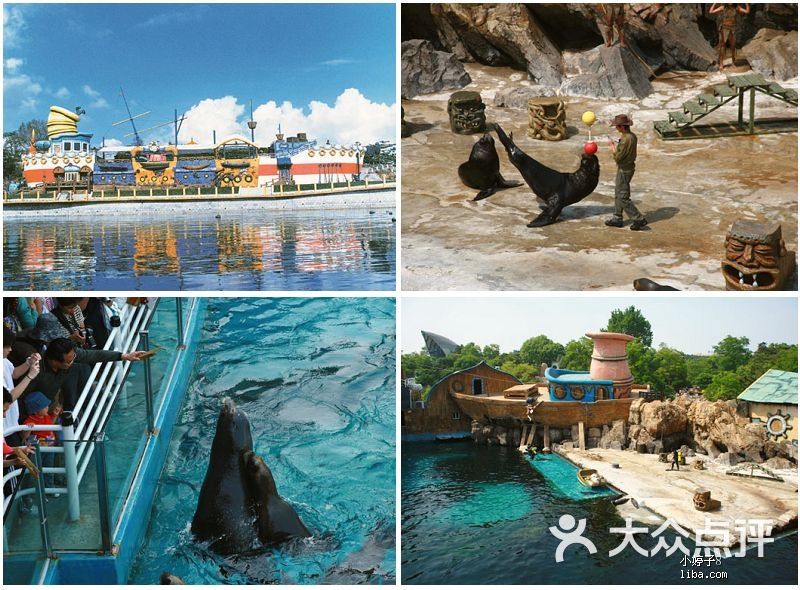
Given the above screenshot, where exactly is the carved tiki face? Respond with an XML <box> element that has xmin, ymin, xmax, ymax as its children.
<box><xmin>448</xmin><ymin>91</ymin><xmax>486</xmax><ymax>134</ymax></box>
<box><xmin>722</xmin><ymin>220</ymin><xmax>796</xmax><ymax>290</ymax></box>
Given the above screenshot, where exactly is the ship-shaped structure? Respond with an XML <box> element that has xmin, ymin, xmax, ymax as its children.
<box><xmin>21</xmin><ymin>106</ymin><xmax>365</xmax><ymax>193</ymax></box>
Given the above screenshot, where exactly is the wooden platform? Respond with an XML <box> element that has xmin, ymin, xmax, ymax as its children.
<box><xmin>656</xmin><ymin>117</ymin><xmax>797</xmax><ymax>140</ymax></box>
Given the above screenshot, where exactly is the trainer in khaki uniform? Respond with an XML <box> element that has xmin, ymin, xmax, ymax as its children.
<box><xmin>605</xmin><ymin>114</ymin><xmax>647</xmax><ymax>231</ymax></box>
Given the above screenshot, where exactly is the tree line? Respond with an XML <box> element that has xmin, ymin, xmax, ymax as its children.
<box><xmin>402</xmin><ymin>306</ymin><xmax>797</xmax><ymax>402</ymax></box>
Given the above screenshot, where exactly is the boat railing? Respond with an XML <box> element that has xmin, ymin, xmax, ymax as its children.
<box><xmin>3</xmin><ymin>298</ymin><xmax>195</xmax><ymax>561</ymax></box>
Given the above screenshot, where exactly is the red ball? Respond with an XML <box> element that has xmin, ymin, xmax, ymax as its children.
<box><xmin>583</xmin><ymin>141</ymin><xmax>598</xmax><ymax>155</ymax></box>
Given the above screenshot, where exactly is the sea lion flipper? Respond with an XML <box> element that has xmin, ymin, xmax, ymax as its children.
<box><xmin>473</xmin><ymin>188</ymin><xmax>496</xmax><ymax>201</ymax></box>
<box><xmin>496</xmin><ymin>175</ymin><xmax>522</xmax><ymax>189</ymax></box>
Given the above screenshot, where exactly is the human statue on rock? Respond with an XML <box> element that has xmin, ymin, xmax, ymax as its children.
<box><xmin>596</xmin><ymin>4</ymin><xmax>627</xmax><ymax>48</ymax></box>
<box><xmin>709</xmin><ymin>3</ymin><xmax>751</xmax><ymax>68</ymax></box>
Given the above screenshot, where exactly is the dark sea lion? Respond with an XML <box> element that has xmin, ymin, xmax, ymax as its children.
<box><xmin>191</xmin><ymin>398</ymin><xmax>260</xmax><ymax>554</ymax></box>
<box><xmin>633</xmin><ymin>278</ymin><xmax>680</xmax><ymax>291</ymax></box>
<box><xmin>458</xmin><ymin>133</ymin><xmax>522</xmax><ymax>201</ymax></box>
<box><xmin>159</xmin><ymin>572</ymin><xmax>185</xmax><ymax>585</ymax></box>
<box><xmin>242</xmin><ymin>450</ymin><xmax>311</xmax><ymax>545</ymax></box>
<box><xmin>493</xmin><ymin>123</ymin><xmax>600</xmax><ymax>227</ymax></box>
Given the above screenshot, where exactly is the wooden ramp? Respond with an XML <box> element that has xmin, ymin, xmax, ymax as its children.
<box><xmin>654</xmin><ymin>73</ymin><xmax>797</xmax><ymax>140</ymax></box>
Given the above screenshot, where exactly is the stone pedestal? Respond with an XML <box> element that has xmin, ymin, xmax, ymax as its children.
<box><xmin>447</xmin><ymin>91</ymin><xmax>486</xmax><ymax>134</ymax></box>
<box><xmin>587</xmin><ymin>331</ymin><xmax>634</xmax><ymax>398</ymax></box>
<box><xmin>527</xmin><ymin>98</ymin><xmax>567</xmax><ymax>141</ymax></box>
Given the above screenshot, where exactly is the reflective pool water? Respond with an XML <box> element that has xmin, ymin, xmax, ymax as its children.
<box><xmin>3</xmin><ymin>208</ymin><xmax>395</xmax><ymax>290</ymax></box>
<box><xmin>129</xmin><ymin>298</ymin><xmax>396</xmax><ymax>584</ymax></box>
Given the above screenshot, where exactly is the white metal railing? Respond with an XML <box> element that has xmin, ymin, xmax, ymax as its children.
<box><xmin>2</xmin><ymin>299</ymin><xmax>158</xmax><ymax>518</ymax></box>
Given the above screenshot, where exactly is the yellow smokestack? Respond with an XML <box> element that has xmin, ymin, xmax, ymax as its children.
<box><xmin>47</xmin><ymin>105</ymin><xmax>81</xmax><ymax>139</ymax></box>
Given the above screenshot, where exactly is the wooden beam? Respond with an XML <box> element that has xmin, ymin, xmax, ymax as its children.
<box><xmin>578</xmin><ymin>421</ymin><xmax>586</xmax><ymax>451</ymax></box>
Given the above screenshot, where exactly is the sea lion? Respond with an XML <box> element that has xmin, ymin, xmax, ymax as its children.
<box><xmin>633</xmin><ymin>278</ymin><xmax>680</xmax><ymax>291</ymax></box>
<box><xmin>191</xmin><ymin>398</ymin><xmax>310</xmax><ymax>554</ymax></box>
<box><xmin>493</xmin><ymin>123</ymin><xmax>600</xmax><ymax>227</ymax></box>
<box><xmin>159</xmin><ymin>572</ymin><xmax>185</xmax><ymax>585</ymax></box>
<box><xmin>243</xmin><ymin>450</ymin><xmax>311</xmax><ymax>545</ymax></box>
<box><xmin>458</xmin><ymin>134</ymin><xmax>521</xmax><ymax>201</ymax></box>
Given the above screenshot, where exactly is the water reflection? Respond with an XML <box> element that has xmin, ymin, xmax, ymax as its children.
<box><xmin>4</xmin><ymin>208</ymin><xmax>395</xmax><ymax>290</ymax></box>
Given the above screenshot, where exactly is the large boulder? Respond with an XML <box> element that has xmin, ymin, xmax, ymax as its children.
<box><xmin>640</xmin><ymin>399</ymin><xmax>688</xmax><ymax>437</ymax></box>
<box><xmin>560</xmin><ymin>44</ymin><xmax>653</xmax><ymax>99</ymax></box>
<box><xmin>742</xmin><ymin>29</ymin><xmax>798</xmax><ymax>81</ymax></box>
<box><xmin>686</xmin><ymin>399</ymin><xmax>767</xmax><ymax>461</ymax></box>
<box><xmin>600</xmin><ymin>420</ymin><xmax>627</xmax><ymax>449</ymax></box>
<box><xmin>650</xmin><ymin>4</ymin><xmax>717</xmax><ymax>71</ymax></box>
<box><xmin>763</xmin><ymin>456</ymin><xmax>794</xmax><ymax>470</ymax></box>
<box><xmin>430</xmin><ymin>3</ymin><xmax>563</xmax><ymax>86</ymax></box>
<box><xmin>401</xmin><ymin>39</ymin><xmax>471</xmax><ymax>99</ymax></box>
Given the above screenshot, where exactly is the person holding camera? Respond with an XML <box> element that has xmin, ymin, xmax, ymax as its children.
<box><xmin>30</xmin><ymin>297</ymin><xmax>97</xmax><ymax>349</ymax></box>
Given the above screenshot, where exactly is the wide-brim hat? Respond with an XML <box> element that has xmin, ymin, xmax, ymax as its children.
<box><xmin>24</xmin><ymin>391</ymin><xmax>50</xmax><ymax>414</ymax></box>
<box><xmin>610</xmin><ymin>114</ymin><xmax>633</xmax><ymax>127</ymax></box>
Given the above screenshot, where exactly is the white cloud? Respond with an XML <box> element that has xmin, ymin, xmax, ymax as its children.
<box><xmin>82</xmin><ymin>85</ymin><xmax>109</xmax><ymax>109</ymax></box>
<box><xmin>54</xmin><ymin>87</ymin><xmax>71</xmax><ymax>100</ymax></box>
<box><xmin>4</xmin><ymin>73</ymin><xmax>42</xmax><ymax>114</ymax></box>
<box><xmin>4</xmin><ymin>57</ymin><xmax>23</xmax><ymax>72</ymax></box>
<box><xmin>3</xmin><ymin>6</ymin><xmax>27</xmax><ymax>48</ymax></box>
<box><xmin>136</xmin><ymin>5</ymin><xmax>210</xmax><ymax>28</ymax></box>
<box><xmin>178</xmin><ymin>90</ymin><xmax>395</xmax><ymax>146</ymax></box>
<box><xmin>179</xmin><ymin>96</ymin><xmax>246</xmax><ymax>144</ymax></box>
<box><xmin>82</xmin><ymin>85</ymin><xmax>101</xmax><ymax>98</ymax></box>
<box><xmin>320</xmin><ymin>58</ymin><xmax>356</xmax><ymax>67</ymax></box>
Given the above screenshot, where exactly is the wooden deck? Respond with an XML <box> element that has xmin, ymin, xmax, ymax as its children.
<box><xmin>451</xmin><ymin>393</ymin><xmax>634</xmax><ymax>428</ymax></box>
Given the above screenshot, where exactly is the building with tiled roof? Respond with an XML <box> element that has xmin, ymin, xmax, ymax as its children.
<box><xmin>737</xmin><ymin>369</ymin><xmax>797</xmax><ymax>444</ymax></box>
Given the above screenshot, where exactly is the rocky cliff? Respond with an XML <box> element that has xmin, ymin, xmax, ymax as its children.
<box><xmin>402</xmin><ymin>3</ymin><xmax>798</xmax><ymax>98</ymax></box>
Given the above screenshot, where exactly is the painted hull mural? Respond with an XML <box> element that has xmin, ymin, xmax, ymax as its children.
<box><xmin>20</xmin><ymin>106</ymin><xmax>366</xmax><ymax>193</ymax></box>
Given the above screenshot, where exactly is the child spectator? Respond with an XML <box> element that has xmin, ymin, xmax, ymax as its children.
<box><xmin>23</xmin><ymin>391</ymin><xmax>61</xmax><ymax>496</ymax></box>
<box><xmin>3</xmin><ymin>389</ymin><xmax>35</xmax><ymax>498</ymax></box>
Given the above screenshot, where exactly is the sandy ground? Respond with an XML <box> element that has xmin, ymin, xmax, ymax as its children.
<box><xmin>561</xmin><ymin>447</ymin><xmax>798</xmax><ymax>545</ymax></box>
<box><xmin>401</xmin><ymin>64</ymin><xmax>798</xmax><ymax>290</ymax></box>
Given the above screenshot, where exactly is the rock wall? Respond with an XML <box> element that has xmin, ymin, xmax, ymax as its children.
<box><xmin>401</xmin><ymin>3</ymin><xmax>798</xmax><ymax>99</ymax></box>
<box><xmin>627</xmin><ymin>397</ymin><xmax>797</xmax><ymax>465</ymax></box>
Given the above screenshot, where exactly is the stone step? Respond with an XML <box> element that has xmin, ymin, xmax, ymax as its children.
<box><xmin>668</xmin><ymin>111</ymin><xmax>691</xmax><ymax>125</ymax></box>
<box><xmin>713</xmin><ymin>84</ymin><xmax>737</xmax><ymax>97</ymax></box>
<box><xmin>682</xmin><ymin>100</ymin><xmax>706</xmax><ymax>116</ymax></box>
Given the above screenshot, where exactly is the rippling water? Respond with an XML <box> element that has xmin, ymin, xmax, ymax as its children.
<box><xmin>402</xmin><ymin>442</ymin><xmax>797</xmax><ymax>585</ymax></box>
<box><xmin>3</xmin><ymin>207</ymin><xmax>395</xmax><ymax>290</ymax></box>
<box><xmin>129</xmin><ymin>298</ymin><xmax>396</xmax><ymax>584</ymax></box>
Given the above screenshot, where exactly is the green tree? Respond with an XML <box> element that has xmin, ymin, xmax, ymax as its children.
<box><xmin>499</xmin><ymin>360</ymin><xmax>538</xmax><ymax>383</ymax></box>
<box><xmin>685</xmin><ymin>356</ymin><xmax>715</xmax><ymax>389</ymax></box>
<box><xmin>711</xmin><ymin>336</ymin><xmax>752</xmax><ymax>372</ymax></box>
<box><xmin>561</xmin><ymin>337</ymin><xmax>593</xmax><ymax>371</ymax></box>
<box><xmin>653</xmin><ymin>346</ymin><xmax>688</xmax><ymax>397</ymax></box>
<box><xmin>3</xmin><ymin>119</ymin><xmax>47</xmax><ymax>185</ymax></box>
<box><xmin>519</xmin><ymin>335</ymin><xmax>565</xmax><ymax>368</ymax></box>
<box><xmin>704</xmin><ymin>371</ymin><xmax>745</xmax><ymax>401</ymax></box>
<box><xmin>627</xmin><ymin>339</ymin><xmax>662</xmax><ymax>392</ymax></box>
<box><xmin>605</xmin><ymin>306</ymin><xmax>653</xmax><ymax>347</ymax></box>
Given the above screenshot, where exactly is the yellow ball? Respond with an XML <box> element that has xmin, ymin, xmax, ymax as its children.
<box><xmin>582</xmin><ymin>111</ymin><xmax>596</xmax><ymax>126</ymax></box>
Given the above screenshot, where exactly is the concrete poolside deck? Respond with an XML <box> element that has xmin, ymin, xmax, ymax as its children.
<box><xmin>559</xmin><ymin>447</ymin><xmax>798</xmax><ymax>546</ymax></box>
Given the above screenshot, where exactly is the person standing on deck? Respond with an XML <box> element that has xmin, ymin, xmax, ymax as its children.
<box><xmin>605</xmin><ymin>114</ymin><xmax>647</xmax><ymax>231</ymax></box>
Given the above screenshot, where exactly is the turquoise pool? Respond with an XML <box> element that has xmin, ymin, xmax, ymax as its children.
<box><xmin>128</xmin><ymin>298</ymin><xmax>396</xmax><ymax>584</ymax></box>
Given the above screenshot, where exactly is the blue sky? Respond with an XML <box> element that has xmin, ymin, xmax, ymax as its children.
<box><xmin>402</xmin><ymin>297</ymin><xmax>798</xmax><ymax>355</ymax></box>
<box><xmin>4</xmin><ymin>3</ymin><xmax>396</xmax><ymax>145</ymax></box>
